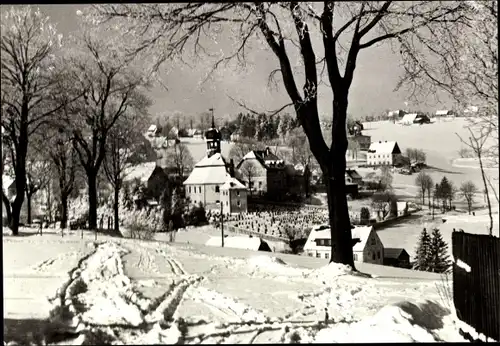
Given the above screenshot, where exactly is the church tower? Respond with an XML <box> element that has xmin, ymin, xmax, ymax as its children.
<box><xmin>204</xmin><ymin>109</ymin><xmax>221</xmax><ymax>158</ymax></box>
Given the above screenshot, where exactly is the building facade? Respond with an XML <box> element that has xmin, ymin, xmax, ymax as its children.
<box><xmin>366</xmin><ymin>141</ymin><xmax>402</xmax><ymax>166</ymax></box>
<box><xmin>183</xmin><ymin>116</ymin><xmax>248</xmax><ymax>213</ymax></box>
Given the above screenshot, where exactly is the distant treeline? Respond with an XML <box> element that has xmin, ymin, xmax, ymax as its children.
<box><xmin>225</xmin><ymin>112</ymin><xmax>301</xmax><ymax>141</ymax></box>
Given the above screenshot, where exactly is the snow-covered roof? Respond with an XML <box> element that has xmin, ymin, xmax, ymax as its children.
<box><xmin>183</xmin><ymin>153</ymin><xmax>230</xmax><ymax>185</ymax></box>
<box><xmin>221</xmin><ymin>177</ymin><xmax>247</xmax><ymax>190</ymax></box>
<box><xmin>435</xmin><ymin>110</ymin><xmax>452</xmax><ymax>116</ymax></box>
<box><xmin>396</xmin><ymin>201</ymin><xmax>408</xmax><ymax>212</ymax></box>
<box><xmin>206</xmin><ymin>236</ymin><xmax>262</xmax><ymax>251</ymax></box>
<box><xmin>401</xmin><ymin>113</ymin><xmax>418</xmax><ymax>124</ymax></box>
<box><xmin>464</xmin><ymin>105</ymin><xmax>479</xmax><ymax>113</ymax></box>
<box><xmin>351</xmin><ymin>226</ymin><xmax>374</xmax><ymax>252</ymax></box>
<box><xmin>303</xmin><ymin>225</ymin><xmax>374</xmax><ymax>253</ymax></box>
<box><xmin>123</xmin><ymin>162</ymin><xmax>157</xmax><ymax>183</ymax></box>
<box><xmin>147</xmin><ymin>124</ymin><xmax>157</xmax><ymax>133</ymax></box>
<box><xmin>368</xmin><ymin>141</ymin><xmax>399</xmax><ymax>154</ymax></box>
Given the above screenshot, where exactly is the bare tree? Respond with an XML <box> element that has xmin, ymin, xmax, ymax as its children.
<box><xmin>44</xmin><ymin>128</ymin><xmax>78</xmax><ymax>229</ymax></box>
<box><xmin>459</xmin><ymin>181</ymin><xmax>477</xmax><ymax>215</ymax></box>
<box><xmin>457</xmin><ymin>128</ymin><xmax>494</xmax><ymax>234</ymax></box>
<box><xmin>164</xmin><ymin>143</ymin><xmax>195</xmax><ymax>178</ymax></box>
<box><xmin>90</xmin><ymin>2</ymin><xmax>470</xmax><ymax>266</ymax></box>
<box><xmin>1</xmin><ymin>6</ymin><xmax>72</xmax><ymax>234</ymax></box>
<box><xmin>104</xmin><ymin>112</ymin><xmax>149</xmax><ymax>233</ymax></box>
<box><xmin>62</xmin><ymin>28</ymin><xmax>151</xmax><ymax>230</ymax></box>
<box><xmin>379</xmin><ymin>166</ymin><xmax>393</xmax><ymax>191</ymax></box>
<box><xmin>24</xmin><ymin>142</ymin><xmax>52</xmax><ymax>224</ymax></box>
<box><xmin>239</xmin><ymin>161</ymin><xmax>258</xmax><ymax>195</ymax></box>
<box><xmin>415</xmin><ymin>171</ymin><xmax>432</xmax><ymax>206</ymax></box>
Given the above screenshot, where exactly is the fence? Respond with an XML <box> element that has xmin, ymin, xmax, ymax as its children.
<box><xmin>452</xmin><ymin>231</ymin><xmax>500</xmax><ymax>341</ymax></box>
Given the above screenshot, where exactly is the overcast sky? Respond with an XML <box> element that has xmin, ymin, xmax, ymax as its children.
<box><xmin>35</xmin><ymin>4</ymin><xmax>454</xmax><ymax>122</ymax></box>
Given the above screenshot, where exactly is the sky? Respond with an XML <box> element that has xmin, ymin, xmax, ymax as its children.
<box><xmin>32</xmin><ymin>4</ymin><xmax>454</xmax><ymax>122</ymax></box>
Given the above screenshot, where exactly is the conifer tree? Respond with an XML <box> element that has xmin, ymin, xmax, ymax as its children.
<box><xmin>429</xmin><ymin>228</ymin><xmax>452</xmax><ymax>273</ymax></box>
<box><xmin>413</xmin><ymin>228</ymin><xmax>432</xmax><ymax>271</ymax></box>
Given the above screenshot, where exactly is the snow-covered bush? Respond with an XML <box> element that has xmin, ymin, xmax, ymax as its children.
<box><xmin>122</xmin><ymin>208</ymin><xmax>163</xmax><ymax>240</ymax></box>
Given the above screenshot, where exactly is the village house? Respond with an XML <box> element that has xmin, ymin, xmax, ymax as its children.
<box><xmin>303</xmin><ymin>224</ymin><xmax>384</xmax><ymax>265</ymax></box>
<box><xmin>123</xmin><ymin>161</ymin><xmax>170</xmax><ymax>203</ymax></box>
<box><xmin>387</xmin><ymin>110</ymin><xmax>406</xmax><ymax>120</ymax></box>
<box><xmin>383</xmin><ymin>248</ymin><xmax>411</xmax><ymax>268</ymax></box>
<box><xmin>146</xmin><ymin>124</ymin><xmax>159</xmax><ymax>137</ymax></box>
<box><xmin>400</xmin><ymin>113</ymin><xmax>431</xmax><ymax>125</ymax></box>
<box><xmin>435</xmin><ymin>110</ymin><xmax>455</xmax><ymax>118</ymax></box>
<box><xmin>183</xmin><ymin>117</ymin><xmax>247</xmax><ymax>213</ymax></box>
<box><xmin>366</xmin><ymin>141</ymin><xmax>402</xmax><ymax>166</ymax></box>
<box><xmin>345</xmin><ymin>169</ymin><xmax>363</xmax><ymax>185</ymax></box>
<box><xmin>236</xmin><ymin>147</ymin><xmax>287</xmax><ymax>196</ymax></box>
<box><xmin>348</xmin><ymin>134</ymin><xmax>371</xmax><ymax>151</ymax></box>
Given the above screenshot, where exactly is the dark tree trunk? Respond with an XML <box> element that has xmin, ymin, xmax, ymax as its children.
<box><xmin>427</xmin><ymin>191</ymin><xmax>431</xmax><ymax>211</ymax></box>
<box><xmin>113</xmin><ymin>182</ymin><xmax>120</xmax><ymax>232</ymax></box>
<box><xmin>10</xmin><ymin>150</ymin><xmax>28</xmax><ymax>235</ymax></box>
<box><xmin>87</xmin><ymin>171</ymin><xmax>98</xmax><ymax>230</ymax></box>
<box><xmin>2</xmin><ymin>192</ymin><xmax>12</xmax><ymax>226</ymax></box>
<box><xmin>60</xmin><ymin>193</ymin><xmax>68</xmax><ymax>229</ymax></box>
<box><xmin>26</xmin><ymin>191</ymin><xmax>32</xmax><ymax>224</ymax></box>
<box><xmin>324</xmin><ymin>99</ymin><xmax>355</xmax><ymax>268</ymax></box>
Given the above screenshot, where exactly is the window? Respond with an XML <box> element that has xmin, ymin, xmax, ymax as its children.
<box><xmin>198</xmin><ymin>186</ymin><xmax>201</xmax><ymax>193</ymax></box>
<box><xmin>259</xmin><ymin>181</ymin><xmax>262</xmax><ymax>187</ymax></box>
<box><xmin>377</xmin><ymin>251</ymin><xmax>381</xmax><ymax>259</ymax></box>
<box><xmin>215</xmin><ymin>185</ymin><xmax>220</xmax><ymax>193</ymax></box>
<box><xmin>316</xmin><ymin>252</ymin><xmax>321</xmax><ymax>258</ymax></box>
<box><xmin>308</xmin><ymin>252</ymin><xmax>313</xmax><ymax>257</ymax></box>
<box><xmin>226</xmin><ymin>201</ymin><xmax>229</xmax><ymax>206</ymax></box>
<box><xmin>216</xmin><ymin>200</ymin><xmax>220</xmax><ymax>204</ymax></box>
<box><xmin>325</xmin><ymin>253</ymin><xmax>329</xmax><ymax>259</ymax></box>
<box><xmin>237</xmin><ymin>191</ymin><xmax>240</xmax><ymax>197</ymax></box>
<box><xmin>353</xmin><ymin>253</ymin><xmax>358</xmax><ymax>261</ymax></box>
<box><xmin>371</xmin><ymin>237</ymin><xmax>376</xmax><ymax>245</ymax></box>
<box><xmin>237</xmin><ymin>201</ymin><xmax>240</xmax><ymax>207</ymax></box>
<box><xmin>188</xmin><ymin>186</ymin><xmax>191</xmax><ymax>193</ymax></box>
<box><xmin>372</xmin><ymin>252</ymin><xmax>376</xmax><ymax>260</ymax></box>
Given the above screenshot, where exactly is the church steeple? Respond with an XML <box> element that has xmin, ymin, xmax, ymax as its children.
<box><xmin>205</xmin><ymin>108</ymin><xmax>221</xmax><ymax>158</ymax></box>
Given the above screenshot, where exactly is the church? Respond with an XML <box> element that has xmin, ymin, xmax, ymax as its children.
<box><xmin>183</xmin><ymin>116</ymin><xmax>248</xmax><ymax>214</ymax></box>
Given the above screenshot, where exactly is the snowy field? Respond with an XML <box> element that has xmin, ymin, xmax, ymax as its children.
<box><xmin>3</xmin><ymin>227</ymin><xmax>485</xmax><ymax>344</ymax></box>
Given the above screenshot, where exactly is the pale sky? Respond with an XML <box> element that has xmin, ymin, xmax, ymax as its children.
<box><xmin>34</xmin><ymin>4</ymin><xmax>454</xmax><ymax>122</ymax></box>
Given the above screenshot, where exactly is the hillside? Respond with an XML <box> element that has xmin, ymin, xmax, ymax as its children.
<box><xmin>3</xmin><ymin>229</ymin><xmax>480</xmax><ymax>344</ymax></box>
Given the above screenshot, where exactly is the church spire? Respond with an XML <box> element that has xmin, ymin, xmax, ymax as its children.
<box><xmin>210</xmin><ymin>107</ymin><xmax>215</xmax><ymax>128</ymax></box>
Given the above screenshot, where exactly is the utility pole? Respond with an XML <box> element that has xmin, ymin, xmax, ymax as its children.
<box><xmin>221</xmin><ymin>202</ymin><xmax>224</xmax><ymax>248</ymax></box>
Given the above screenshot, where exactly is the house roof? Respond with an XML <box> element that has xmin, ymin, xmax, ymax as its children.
<box><xmin>384</xmin><ymin>248</ymin><xmax>409</xmax><ymax>259</ymax></box>
<box><xmin>183</xmin><ymin>153</ymin><xmax>231</xmax><ymax>185</ymax></box>
<box><xmin>368</xmin><ymin>141</ymin><xmax>400</xmax><ymax>154</ymax></box>
<box><xmin>401</xmin><ymin>113</ymin><xmax>418</xmax><ymax>123</ymax></box>
<box><xmin>147</xmin><ymin>124</ymin><xmax>157</xmax><ymax>133</ymax></box>
<box><xmin>435</xmin><ymin>110</ymin><xmax>452</xmax><ymax>116</ymax></box>
<box><xmin>221</xmin><ymin>177</ymin><xmax>247</xmax><ymax>190</ymax></box>
<box><xmin>206</xmin><ymin>236</ymin><xmax>262</xmax><ymax>251</ymax></box>
<box><xmin>346</xmin><ymin>169</ymin><xmax>362</xmax><ymax>180</ymax></box>
<box><xmin>123</xmin><ymin>162</ymin><xmax>158</xmax><ymax>183</ymax></box>
<box><xmin>303</xmin><ymin>224</ymin><xmax>374</xmax><ymax>252</ymax></box>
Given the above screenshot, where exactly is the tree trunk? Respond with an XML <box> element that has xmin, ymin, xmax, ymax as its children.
<box><xmin>26</xmin><ymin>191</ymin><xmax>32</xmax><ymax>224</ymax></box>
<box><xmin>427</xmin><ymin>191</ymin><xmax>431</xmax><ymax>211</ymax></box>
<box><xmin>87</xmin><ymin>171</ymin><xmax>98</xmax><ymax>230</ymax></box>
<box><xmin>477</xmin><ymin>151</ymin><xmax>493</xmax><ymax>235</ymax></box>
<box><xmin>60</xmin><ymin>193</ymin><xmax>68</xmax><ymax>229</ymax></box>
<box><xmin>114</xmin><ymin>183</ymin><xmax>120</xmax><ymax>233</ymax></box>
<box><xmin>324</xmin><ymin>99</ymin><xmax>355</xmax><ymax>269</ymax></box>
<box><xmin>2</xmin><ymin>192</ymin><xmax>12</xmax><ymax>226</ymax></box>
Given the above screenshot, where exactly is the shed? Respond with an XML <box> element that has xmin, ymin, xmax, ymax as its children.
<box><xmin>383</xmin><ymin>248</ymin><xmax>410</xmax><ymax>268</ymax></box>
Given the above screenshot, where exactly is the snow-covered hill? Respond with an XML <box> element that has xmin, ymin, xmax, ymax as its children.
<box><xmin>3</xmin><ymin>229</ymin><xmax>485</xmax><ymax>344</ymax></box>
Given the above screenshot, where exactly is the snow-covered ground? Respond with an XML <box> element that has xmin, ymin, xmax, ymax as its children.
<box><xmin>3</xmin><ymin>228</ymin><xmax>486</xmax><ymax>344</ymax></box>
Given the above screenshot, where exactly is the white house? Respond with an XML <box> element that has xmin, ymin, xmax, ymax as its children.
<box><xmin>400</xmin><ymin>113</ymin><xmax>431</xmax><ymax>125</ymax></box>
<box><xmin>303</xmin><ymin>225</ymin><xmax>384</xmax><ymax>265</ymax></box>
<box><xmin>366</xmin><ymin>141</ymin><xmax>402</xmax><ymax>166</ymax></box>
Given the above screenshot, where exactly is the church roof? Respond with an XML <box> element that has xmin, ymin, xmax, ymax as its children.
<box><xmin>183</xmin><ymin>153</ymin><xmax>230</xmax><ymax>185</ymax></box>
